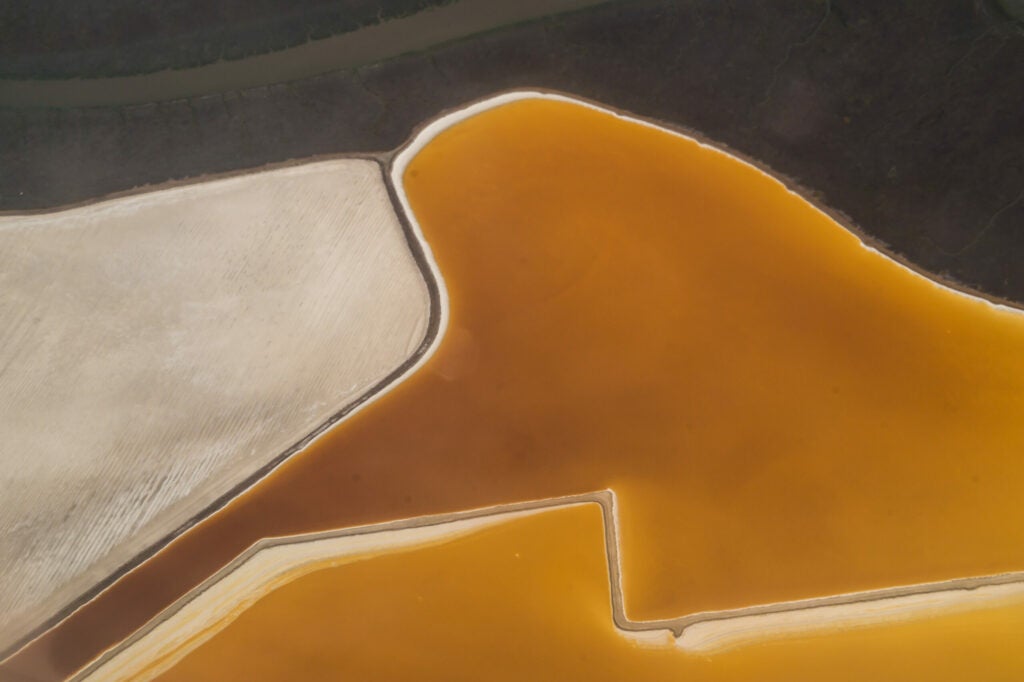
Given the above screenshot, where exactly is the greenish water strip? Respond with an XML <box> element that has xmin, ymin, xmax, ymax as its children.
<box><xmin>0</xmin><ymin>0</ymin><xmax>611</xmax><ymax>108</ymax></box>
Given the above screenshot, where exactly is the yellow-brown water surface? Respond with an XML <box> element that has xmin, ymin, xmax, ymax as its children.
<box><xmin>8</xmin><ymin>95</ymin><xmax>1024</xmax><ymax>679</ymax></box>
<box><xmin>154</xmin><ymin>504</ymin><xmax>1024</xmax><ymax>681</ymax></box>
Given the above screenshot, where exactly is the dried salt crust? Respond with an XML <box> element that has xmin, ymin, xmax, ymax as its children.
<box><xmin>0</xmin><ymin>160</ymin><xmax>431</xmax><ymax>656</ymax></box>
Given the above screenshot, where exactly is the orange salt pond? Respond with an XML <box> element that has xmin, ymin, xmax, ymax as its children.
<box><xmin>127</xmin><ymin>505</ymin><xmax>1024</xmax><ymax>681</ymax></box>
<box><xmin>11</xmin><ymin>93</ymin><xmax>1024</xmax><ymax>679</ymax></box>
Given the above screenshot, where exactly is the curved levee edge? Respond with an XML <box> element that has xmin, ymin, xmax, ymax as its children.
<box><xmin>5</xmin><ymin>86</ymin><xmax>1023</xmax><ymax>669</ymax></box>
<box><xmin>390</xmin><ymin>89</ymin><xmax>1024</xmax><ymax>317</ymax></box>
